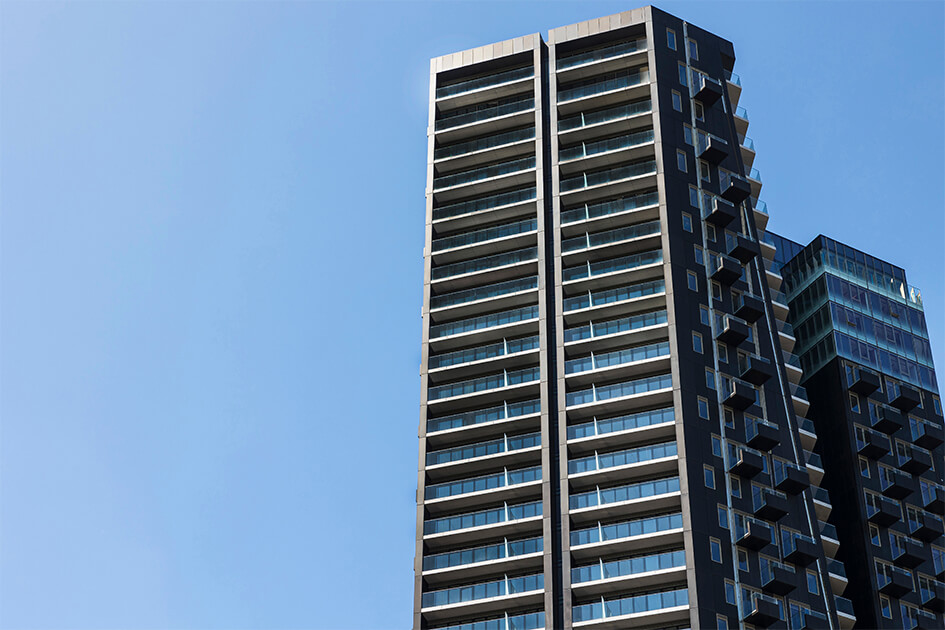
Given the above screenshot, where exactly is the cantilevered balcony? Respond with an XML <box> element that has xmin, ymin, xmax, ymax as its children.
<box><xmin>876</xmin><ymin>563</ymin><xmax>914</xmax><ymax>598</ymax></box>
<box><xmin>726</xmin><ymin>233</ymin><xmax>760</xmax><ymax>264</ymax></box>
<box><xmin>556</xmin><ymin>67</ymin><xmax>650</xmax><ymax>115</ymax></box>
<box><xmin>897</xmin><ymin>442</ymin><xmax>933</xmax><ymax>475</ymax></box>
<box><xmin>746</xmin><ymin>416</ymin><xmax>780</xmax><ymax>451</ymax></box>
<box><xmin>889</xmin><ymin>382</ymin><xmax>922</xmax><ymax>412</ymax></box>
<box><xmin>911</xmin><ymin>416</ymin><xmax>944</xmax><ymax>450</ymax></box>
<box><xmin>847</xmin><ymin>366</ymin><xmax>881</xmax><ymax>395</ymax></box>
<box><xmin>722</xmin><ymin>378</ymin><xmax>758</xmax><ymax>411</ymax></box>
<box><xmin>773</xmin><ymin>460</ymin><xmax>809</xmax><ymax>495</ymax></box>
<box><xmin>716</xmin><ymin>314</ymin><xmax>750</xmax><ymax>345</ymax></box>
<box><xmin>920</xmin><ymin>480</ymin><xmax>945</xmax><ymax>514</ymax></box>
<box><xmin>866</xmin><ymin>494</ymin><xmax>901</xmax><ymax>527</ymax></box>
<box><xmin>696</xmin><ymin>132</ymin><xmax>727</xmax><ymax>164</ymax></box>
<box><xmin>556</xmin><ymin>39</ymin><xmax>648</xmax><ymax>80</ymax></box>
<box><xmin>558</xmin><ymin>99</ymin><xmax>652</xmax><ymax>143</ymax></box>
<box><xmin>739</xmin><ymin>355</ymin><xmax>774</xmax><ymax>386</ymax></box>
<box><xmin>921</xmin><ymin>578</ymin><xmax>945</xmax><ymax>613</ymax></box>
<box><xmin>559</xmin><ymin>159</ymin><xmax>657</xmax><ymax>205</ymax></box>
<box><xmin>891</xmin><ymin>535</ymin><xmax>925</xmax><ymax>569</ymax></box>
<box><xmin>728</xmin><ymin>445</ymin><xmax>764</xmax><ymax>478</ymax></box>
<box><xmin>760</xmin><ymin>558</ymin><xmax>796</xmax><ymax>596</ymax></box>
<box><xmin>435</xmin><ymin>94</ymin><xmax>536</xmax><ymax>142</ymax></box>
<box><xmin>743</xmin><ymin>593</ymin><xmax>781</xmax><ymax>628</ymax></box>
<box><xmin>559</xmin><ymin>129</ymin><xmax>655</xmax><ymax>172</ymax></box>
<box><xmin>907</xmin><ymin>509</ymin><xmax>944</xmax><ymax>541</ymax></box>
<box><xmin>711</xmin><ymin>255</ymin><xmax>743</xmax><ymax>285</ymax></box>
<box><xmin>692</xmin><ymin>74</ymin><xmax>723</xmax><ymax>106</ymax></box>
<box><xmin>782</xmin><ymin>531</ymin><xmax>819</xmax><ymax>567</ymax></box>
<box><xmin>720</xmin><ymin>173</ymin><xmax>751</xmax><ymax>204</ymax></box>
<box><xmin>879</xmin><ymin>466</ymin><xmax>912</xmax><ymax>500</ymax></box>
<box><xmin>856</xmin><ymin>427</ymin><xmax>891</xmax><ymax>460</ymax></box>
<box><xmin>733</xmin><ymin>292</ymin><xmax>764</xmax><ymax>323</ymax></box>
<box><xmin>752</xmin><ymin>486</ymin><xmax>789</xmax><ymax>521</ymax></box>
<box><xmin>734</xmin><ymin>516</ymin><xmax>775</xmax><ymax>550</ymax></box>
<box><xmin>702</xmin><ymin>196</ymin><xmax>737</xmax><ymax>227</ymax></box>
<box><xmin>869</xmin><ymin>403</ymin><xmax>904</xmax><ymax>435</ymax></box>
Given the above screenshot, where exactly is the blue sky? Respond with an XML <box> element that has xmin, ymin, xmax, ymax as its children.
<box><xmin>1</xmin><ymin>1</ymin><xmax>942</xmax><ymax>628</ymax></box>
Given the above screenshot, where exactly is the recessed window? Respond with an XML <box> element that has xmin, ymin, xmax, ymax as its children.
<box><xmin>724</xmin><ymin>580</ymin><xmax>737</xmax><ymax>605</ymax></box>
<box><xmin>682</xmin><ymin>212</ymin><xmax>693</xmax><ymax>232</ymax></box>
<box><xmin>688</xmin><ymin>271</ymin><xmax>699</xmax><ymax>292</ymax></box>
<box><xmin>684</xmin><ymin>124</ymin><xmax>693</xmax><ymax>146</ymax></box>
<box><xmin>850</xmin><ymin>393</ymin><xmax>860</xmax><ymax>413</ymax></box>
<box><xmin>698</xmin><ymin>397</ymin><xmax>710</xmax><ymax>419</ymax></box>
<box><xmin>694</xmin><ymin>101</ymin><xmax>705</xmax><ymax>121</ymax></box>
<box><xmin>870</xmin><ymin>524</ymin><xmax>882</xmax><ymax>546</ymax></box>
<box><xmin>700</xmin><ymin>305</ymin><xmax>711</xmax><ymax>326</ymax></box>
<box><xmin>672</xmin><ymin>90</ymin><xmax>683</xmax><ymax>112</ymax></box>
<box><xmin>711</xmin><ymin>281</ymin><xmax>722</xmax><ymax>301</ymax></box>
<box><xmin>700</xmin><ymin>160</ymin><xmax>711</xmax><ymax>183</ymax></box>
<box><xmin>724</xmin><ymin>408</ymin><xmax>735</xmax><ymax>429</ymax></box>
<box><xmin>737</xmin><ymin>549</ymin><xmax>749</xmax><ymax>572</ymax></box>
<box><xmin>807</xmin><ymin>571</ymin><xmax>819</xmax><ymax>595</ymax></box>
<box><xmin>717</xmin><ymin>342</ymin><xmax>728</xmax><ymax>364</ymax></box>
<box><xmin>710</xmin><ymin>537</ymin><xmax>723</xmax><ymax>563</ymax></box>
<box><xmin>688</xmin><ymin>38</ymin><xmax>699</xmax><ymax>60</ymax></box>
<box><xmin>693</xmin><ymin>332</ymin><xmax>704</xmax><ymax>354</ymax></box>
<box><xmin>667</xmin><ymin>29</ymin><xmax>677</xmax><ymax>50</ymax></box>
<box><xmin>716</xmin><ymin>615</ymin><xmax>727</xmax><ymax>630</ymax></box>
<box><xmin>694</xmin><ymin>245</ymin><xmax>704</xmax><ymax>265</ymax></box>
<box><xmin>689</xmin><ymin>185</ymin><xmax>700</xmax><ymax>207</ymax></box>
<box><xmin>706</xmin><ymin>224</ymin><xmax>717</xmax><ymax>241</ymax></box>
<box><xmin>933</xmin><ymin>395</ymin><xmax>942</xmax><ymax>416</ymax></box>
<box><xmin>859</xmin><ymin>457</ymin><xmax>870</xmax><ymax>478</ymax></box>
<box><xmin>705</xmin><ymin>465</ymin><xmax>716</xmax><ymax>488</ymax></box>
<box><xmin>880</xmin><ymin>596</ymin><xmax>892</xmax><ymax>619</ymax></box>
<box><xmin>677</xmin><ymin>150</ymin><xmax>688</xmax><ymax>172</ymax></box>
<box><xmin>711</xmin><ymin>434</ymin><xmax>723</xmax><ymax>457</ymax></box>
<box><xmin>730</xmin><ymin>476</ymin><xmax>741</xmax><ymax>498</ymax></box>
<box><xmin>718</xmin><ymin>505</ymin><xmax>728</xmax><ymax>528</ymax></box>
<box><xmin>678</xmin><ymin>63</ymin><xmax>688</xmax><ymax>86</ymax></box>
<box><xmin>706</xmin><ymin>368</ymin><xmax>716</xmax><ymax>390</ymax></box>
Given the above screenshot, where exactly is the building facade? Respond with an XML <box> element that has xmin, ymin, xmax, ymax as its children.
<box><xmin>413</xmin><ymin>6</ymin><xmax>936</xmax><ymax>630</ymax></box>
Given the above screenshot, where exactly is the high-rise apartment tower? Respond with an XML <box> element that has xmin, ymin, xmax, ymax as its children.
<box><xmin>413</xmin><ymin>6</ymin><xmax>933</xmax><ymax>630</ymax></box>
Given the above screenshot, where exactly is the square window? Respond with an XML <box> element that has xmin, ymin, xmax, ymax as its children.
<box><xmin>700</xmin><ymin>305</ymin><xmax>711</xmax><ymax>326</ymax></box>
<box><xmin>688</xmin><ymin>38</ymin><xmax>699</xmax><ymax>60</ymax></box>
<box><xmin>807</xmin><ymin>571</ymin><xmax>819</xmax><ymax>595</ymax></box>
<box><xmin>667</xmin><ymin>29</ymin><xmax>677</xmax><ymax>51</ymax></box>
<box><xmin>730</xmin><ymin>476</ymin><xmax>741</xmax><ymax>498</ymax></box>
<box><xmin>710</xmin><ymin>537</ymin><xmax>722</xmax><ymax>563</ymax></box>
<box><xmin>682</xmin><ymin>212</ymin><xmax>693</xmax><ymax>232</ymax></box>
<box><xmin>700</xmin><ymin>160</ymin><xmax>711</xmax><ymax>183</ymax></box>
<box><xmin>706</xmin><ymin>224</ymin><xmax>717</xmax><ymax>241</ymax></box>
<box><xmin>712</xmin><ymin>435</ymin><xmax>723</xmax><ymax>457</ymax></box>
<box><xmin>694</xmin><ymin>245</ymin><xmax>704</xmax><ymax>265</ymax></box>
<box><xmin>737</xmin><ymin>549</ymin><xmax>749</xmax><ymax>572</ymax></box>
<box><xmin>694</xmin><ymin>101</ymin><xmax>704</xmax><ymax>121</ymax></box>
<box><xmin>880</xmin><ymin>596</ymin><xmax>892</xmax><ymax>619</ymax></box>
<box><xmin>693</xmin><ymin>332</ymin><xmax>703</xmax><ymax>354</ymax></box>
<box><xmin>688</xmin><ymin>271</ymin><xmax>699</xmax><ymax>292</ymax></box>
<box><xmin>705</xmin><ymin>465</ymin><xmax>715</xmax><ymax>489</ymax></box>
<box><xmin>698</xmin><ymin>397</ymin><xmax>710</xmax><ymax>419</ymax></box>
<box><xmin>706</xmin><ymin>368</ymin><xmax>716</xmax><ymax>390</ymax></box>
<box><xmin>850</xmin><ymin>393</ymin><xmax>860</xmax><ymax>413</ymax></box>
<box><xmin>677</xmin><ymin>150</ymin><xmax>688</xmax><ymax>172</ymax></box>
<box><xmin>672</xmin><ymin>90</ymin><xmax>683</xmax><ymax>112</ymax></box>
<box><xmin>859</xmin><ymin>458</ymin><xmax>870</xmax><ymax>478</ymax></box>
<box><xmin>725</xmin><ymin>580</ymin><xmax>737</xmax><ymax>605</ymax></box>
<box><xmin>678</xmin><ymin>63</ymin><xmax>688</xmax><ymax>86</ymax></box>
<box><xmin>718</xmin><ymin>505</ymin><xmax>728</xmax><ymax>528</ymax></box>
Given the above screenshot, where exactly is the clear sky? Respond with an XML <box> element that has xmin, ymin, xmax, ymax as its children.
<box><xmin>1</xmin><ymin>1</ymin><xmax>942</xmax><ymax>628</ymax></box>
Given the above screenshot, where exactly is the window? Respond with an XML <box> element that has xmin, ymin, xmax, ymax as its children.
<box><xmin>718</xmin><ymin>505</ymin><xmax>729</xmax><ymax>528</ymax></box>
<box><xmin>859</xmin><ymin>457</ymin><xmax>870</xmax><ymax>479</ymax></box>
<box><xmin>737</xmin><ymin>549</ymin><xmax>749</xmax><ymax>572</ymax></box>
<box><xmin>684</xmin><ymin>124</ymin><xmax>693</xmax><ymax>146</ymax></box>
<box><xmin>724</xmin><ymin>408</ymin><xmax>735</xmax><ymax>429</ymax></box>
<box><xmin>934</xmin><ymin>395</ymin><xmax>942</xmax><ymax>416</ymax></box>
<box><xmin>678</xmin><ymin>63</ymin><xmax>688</xmax><ymax>86</ymax></box>
<box><xmin>710</xmin><ymin>538</ymin><xmax>723</xmax><ymax>563</ymax></box>
<box><xmin>689</xmin><ymin>185</ymin><xmax>700</xmax><ymax>207</ymax></box>
<box><xmin>724</xmin><ymin>580</ymin><xmax>737</xmax><ymax>605</ymax></box>
<box><xmin>677</xmin><ymin>150</ymin><xmax>688</xmax><ymax>172</ymax></box>
<box><xmin>706</xmin><ymin>224</ymin><xmax>717</xmax><ymax>241</ymax></box>
<box><xmin>880</xmin><ymin>596</ymin><xmax>892</xmax><ymax>619</ymax></box>
<box><xmin>694</xmin><ymin>245</ymin><xmax>704</xmax><ymax>265</ymax></box>
<box><xmin>711</xmin><ymin>281</ymin><xmax>722</xmax><ymax>301</ymax></box>
<box><xmin>688</xmin><ymin>271</ymin><xmax>699</xmax><ymax>292</ymax></box>
<box><xmin>700</xmin><ymin>305</ymin><xmax>711</xmax><ymax>326</ymax></box>
<box><xmin>693</xmin><ymin>332</ymin><xmax>703</xmax><ymax>354</ymax></box>
<box><xmin>706</xmin><ymin>368</ymin><xmax>716</xmax><ymax>389</ymax></box>
<box><xmin>667</xmin><ymin>28</ymin><xmax>677</xmax><ymax>50</ymax></box>
<box><xmin>717</xmin><ymin>343</ymin><xmax>728</xmax><ymax>364</ymax></box>
<box><xmin>694</xmin><ymin>101</ymin><xmax>704</xmax><ymax>121</ymax></box>
<box><xmin>672</xmin><ymin>90</ymin><xmax>683</xmax><ymax>112</ymax></box>
<box><xmin>730</xmin><ymin>476</ymin><xmax>741</xmax><ymax>498</ymax></box>
<box><xmin>807</xmin><ymin>571</ymin><xmax>819</xmax><ymax>595</ymax></box>
<box><xmin>687</xmin><ymin>38</ymin><xmax>699</xmax><ymax>60</ymax></box>
<box><xmin>870</xmin><ymin>524</ymin><xmax>882</xmax><ymax>546</ymax></box>
<box><xmin>705</xmin><ymin>465</ymin><xmax>716</xmax><ymax>488</ymax></box>
<box><xmin>850</xmin><ymin>393</ymin><xmax>860</xmax><ymax>413</ymax></box>
<box><xmin>698</xmin><ymin>396</ymin><xmax>711</xmax><ymax>420</ymax></box>
<box><xmin>712</xmin><ymin>435</ymin><xmax>723</xmax><ymax>457</ymax></box>
<box><xmin>700</xmin><ymin>160</ymin><xmax>711</xmax><ymax>183</ymax></box>
<box><xmin>716</xmin><ymin>615</ymin><xmax>727</xmax><ymax>630</ymax></box>
<box><xmin>683</xmin><ymin>212</ymin><xmax>693</xmax><ymax>232</ymax></box>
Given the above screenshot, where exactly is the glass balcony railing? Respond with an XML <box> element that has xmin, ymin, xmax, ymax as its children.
<box><xmin>561</xmin><ymin>189</ymin><xmax>659</xmax><ymax>224</ymax></box>
<box><xmin>813</xmin><ymin>487</ymin><xmax>831</xmax><ymax>505</ymax></box>
<box><xmin>760</xmin><ymin>557</ymin><xmax>795</xmax><ymax>585</ymax></box>
<box><xmin>571</xmin><ymin>511</ymin><xmax>682</xmax><ymax>546</ymax></box>
<box><xmin>431</xmin><ymin>275</ymin><xmax>538</xmax><ymax>310</ymax></box>
<box><xmin>568</xmin><ymin>440</ymin><xmax>677</xmax><ymax>474</ymax></box>
<box><xmin>436</xmin><ymin>611</ymin><xmax>545</xmax><ymax>630</ymax></box>
<box><xmin>733</xmin><ymin>514</ymin><xmax>778</xmax><ymax>546</ymax></box>
<box><xmin>427</xmin><ymin>399</ymin><xmax>539</xmax><ymax>434</ymax></box>
<box><xmin>557</xmin><ymin>39</ymin><xmax>646</xmax><ymax>71</ymax></box>
<box><xmin>433</xmin><ymin>218</ymin><xmax>537</xmax><ymax>252</ymax></box>
<box><xmin>724</xmin><ymin>70</ymin><xmax>741</xmax><ymax>86</ymax></box>
<box><xmin>559</xmin><ymin>128</ymin><xmax>654</xmax><ymax>162</ymax></box>
<box><xmin>430</xmin><ymin>335</ymin><xmax>539</xmax><ymax>370</ymax></box>
<box><xmin>565</xmin><ymin>341</ymin><xmax>670</xmax><ymax>375</ymax></box>
<box><xmin>433</xmin><ymin>156</ymin><xmax>535</xmax><ymax>191</ymax></box>
<box><xmin>430</xmin><ymin>304</ymin><xmax>539</xmax><ymax>340</ymax></box>
<box><xmin>564</xmin><ymin>309</ymin><xmax>666</xmax><ymax>343</ymax></box>
<box><xmin>436</xmin><ymin>66</ymin><xmax>534</xmax><ymax>99</ymax></box>
<box><xmin>432</xmin><ymin>247</ymin><xmax>538</xmax><ymax>281</ymax></box>
<box><xmin>558</xmin><ymin>68</ymin><xmax>650</xmax><ymax>103</ymax></box>
<box><xmin>562</xmin><ymin>249</ymin><xmax>662</xmax><ymax>282</ymax></box>
<box><xmin>567</xmin><ymin>406</ymin><xmax>674</xmax><ymax>441</ymax></box>
<box><xmin>562</xmin><ymin>278</ymin><xmax>664</xmax><ymax>312</ymax></box>
<box><xmin>569</xmin><ymin>475</ymin><xmax>680</xmax><ymax>510</ymax></box>
<box><xmin>752</xmin><ymin>198</ymin><xmax>768</xmax><ymax>215</ymax></box>
<box><xmin>421</xmin><ymin>572</ymin><xmax>543</xmax><ymax>608</ymax></box>
<box><xmin>566</xmin><ymin>372</ymin><xmax>672</xmax><ymax>407</ymax></box>
<box><xmin>560</xmin><ymin>159</ymin><xmax>656</xmax><ymax>193</ymax></box>
<box><xmin>572</xmin><ymin>587</ymin><xmax>688</xmax><ymax>622</ymax></box>
<box><xmin>748</xmin><ymin>167</ymin><xmax>762</xmax><ymax>182</ymax></box>
<box><xmin>435</xmin><ymin>126</ymin><xmax>536</xmax><ymax>161</ymax></box>
<box><xmin>820</xmin><ymin>520</ymin><xmax>838</xmax><ymax>541</ymax></box>
<box><xmin>427</xmin><ymin>431</ymin><xmax>540</xmax><ymax>466</ymax></box>
<box><xmin>781</xmin><ymin>530</ymin><xmax>816</xmax><ymax>555</ymax></box>
<box><xmin>735</xmin><ymin>105</ymin><xmax>749</xmax><ymax>120</ymax></box>
<box><xmin>571</xmin><ymin>548</ymin><xmax>685</xmax><ymax>584</ymax></box>
<box><xmin>835</xmin><ymin>595</ymin><xmax>855</xmax><ymax>617</ymax></box>
<box><xmin>423</xmin><ymin>535</ymin><xmax>543</xmax><ymax>571</ymax></box>
<box><xmin>423</xmin><ymin>498</ymin><xmax>542</xmax><ymax>535</ymax></box>
<box><xmin>558</xmin><ymin>99</ymin><xmax>651</xmax><ymax>132</ymax></box>
<box><xmin>738</xmin><ymin>134</ymin><xmax>755</xmax><ymax>151</ymax></box>
<box><xmin>435</xmin><ymin>95</ymin><xmax>535</xmax><ymax>131</ymax></box>
<box><xmin>425</xmin><ymin>465</ymin><xmax>542</xmax><ymax>500</ymax></box>
<box><xmin>752</xmin><ymin>486</ymin><xmax>788</xmax><ymax>512</ymax></box>
<box><xmin>561</xmin><ymin>219</ymin><xmax>660</xmax><ymax>254</ymax></box>
<box><xmin>433</xmin><ymin>186</ymin><xmax>536</xmax><ymax>222</ymax></box>
<box><xmin>429</xmin><ymin>366</ymin><xmax>540</xmax><ymax>401</ymax></box>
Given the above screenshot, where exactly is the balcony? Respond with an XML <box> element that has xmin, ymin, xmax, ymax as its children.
<box><xmin>432</xmin><ymin>186</ymin><xmax>537</xmax><ymax>227</ymax></box>
<box><xmin>743</xmin><ymin>593</ymin><xmax>781</xmax><ymax>627</ymax></box>
<box><xmin>428</xmin><ymin>366</ymin><xmax>540</xmax><ymax>406</ymax></box>
<box><xmin>869</xmin><ymin>404</ymin><xmax>904</xmax><ymax>435</ymax></box>
<box><xmin>835</xmin><ymin>595</ymin><xmax>856</xmax><ymax>629</ymax></box>
<box><xmin>711</xmin><ymin>254</ymin><xmax>743</xmax><ymax>285</ymax></box>
<box><xmin>734</xmin><ymin>516</ymin><xmax>775</xmax><ymax>551</ymax></box>
<box><xmin>848</xmin><ymin>367</ymin><xmax>881</xmax><ymax>395</ymax></box>
<box><xmin>921</xmin><ymin>578</ymin><xmax>945</xmax><ymax>613</ymax></box>
<box><xmin>435</xmin><ymin>95</ymin><xmax>535</xmax><ymax>137</ymax></box>
<box><xmin>724</xmin><ymin>70</ymin><xmax>741</xmax><ymax>105</ymax></box>
<box><xmin>898</xmin><ymin>443</ymin><xmax>933</xmax><ymax>475</ymax></box>
<box><xmin>734</xmin><ymin>106</ymin><xmax>749</xmax><ymax>136</ymax></box>
<box><xmin>747</xmin><ymin>167</ymin><xmax>763</xmax><ymax>198</ymax></box>
<box><xmin>424</xmin><ymin>465</ymin><xmax>542</xmax><ymax>506</ymax></box>
<box><xmin>729</xmin><ymin>446</ymin><xmax>764</xmax><ymax>478</ymax></box>
<box><xmin>876</xmin><ymin>564</ymin><xmax>914</xmax><ymax>598</ymax></box>
<box><xmin>921</xmin><ymin>481</ymin><xmax>945</xmax><ymax>514</ymax></box>
<box><xmin>813</xmin><ymin>487</ymin><xmax>833</xmax><ymax>520</ymax></box>
<box><xmin>753</xmin><ymin>487</ymin><xmax>789</xmax><ymax>521</ymax></box>
<box><xmin>559</xmin><ymin>129</ymin><xmax>655</xmax><ymax>171</ymax></box>
<box><xmin>556</xmin><ymin>38</ymin><xmax>647</xmax><ymax>76</ymax></box>
<box><xmin>422</xmin><ymin>534</ymin><xmax>542</xmax><ymax>577</ymax></box>
<box><xmin>915</xmin><ymin>609</ymin><xmax>941</xmax><ymax>629</ymax></box>
<box><xmin>420</xmin><ymin>571</ymin><xmax>544</xmax><ymax>619</ymax></box>
<box><xmin>856</xmin><ymin>428</ymin><xmax>891</xmax><ymax>459</ymax></box>
<box><xmin>804</xmin><ymin>450</ymin><xmax>824</xmax><ymax>485</ymax></box>
<box><xmin>560</xmin><ymin>189</ymin><xmax>659</xmax><ymax>227</ymax></box>
<box><xmin>562</xmin><ymin>278</ymin><xmax>665</xmax><ymax>319</ymax></box>
<box><xmin>571</xmin><ymin>587</ymin><xmax>688</xmax><ymax>625</ymax></box>
<box><xmin>569</xmin><ymin>512</ymin><xmax>683</xmax><ymax>558</ymax></box>
<box><xmin>908</xmin><ymin>510</ymin><xmax>944</xmax><ymax>542</ymax></box>
<box><xmin>782</xmin><ymin>531</ymin><xmax>819</xmax><ymax>567</ymax></box>
<box><xmin>431</xmin><ymin>247</ymin><xmax>538</xmax><ymax>289</ymax></box>
<box><xmin>568</xmin><ymin>476</ymin><xmax>681</xmax><ymax>517</ymax></box>
<box><xmin>796</xmin><ymin>609</ymin><xmax>829</xmax><ymax>630</ymax></box>
<box><xmin>734</xmin><ymin>293</ymin><xmax>765</xmax><ymax>323</ymax></box>
<box><xmin>892</xmin><ymin>536</ymin><xmax>925</xmax><ymax>569</ymax></box>
<box><xmin>827</xmin><ymin>559</ymin><xmax>849</xmax><ymax>594</ymax></box>
<box><xmin>716</xmin><ymin>314</ymin><xmax>750</xmax><ymax>345</ymax></box>
<box><xmin>726</xmin><ymin>233</ymin><xmax>760</xmax><ymax>264</ymax></box>
<box><xmin>911</xmin><ymin>417</ymin><xmax>944</xmax><ymax>450</ymax></box>
<box><xmin>567</xmin><ymin>440</ymin><xmax>678</xmax><ymax>484</ymax></box>
<box><xmin>570</xmin><ymin>548</ymin><xmax>686</xmax><ymax>594</ymax></box>
<box><xmin>879</xmin><ymin>467</ymin><xmax>913</xmax><ymax>500</ymax></box>
<box><xmin>866</xmin><ymin>495</ymin><xmax>902</xmax><ymax>527</ymax></box>
<box><xmin>559</xmin><ymin>159</ymin><xmax>657</xmax><ymax>204</ymax></box>
<box><xmin>798</xmin><ymin>418</ymin><xmax>818</xmax><ymax>451</ymax></box>
<box><xmin>561</xmin><ymin>250</ymin><xmax>663</xmax><ymax>288</ymax></box>
<box><xmin>740</xmin><ymin>355</ymin><xmax>774</xmax><ymax>386</ymax></box>
<box><xmin>558</xmin><ymin>99</ymin><xmax>652</xmax><ymax>140</ymax></box>
<box><xmin>760</xmin><ymin>558</ymin><xmax>796</xmax><ymax>596</ymax></box>
<box><xmin>702</xmin><ymin>196</ymin><xmax>738</xmax><ymax>227</ymax></box>
<box><xmin>746</xmin><ymin>417</ymin><xmax>780</xmax><ymax>451</ymax></box>
<box><xmin>436</xmin><ymin>65</ymin><xmax>534</xmax><ymax>102</ymax></box>
<box><xmin>889</xmin><ymin>382</ymin><xmax>922</xmax><ymax>412</ymax></box>
<box><xmin>722</xmin><ymin>378</ymin><xmax>758</xmax><ymax>411</ymax></box>
<box><xmin>556</xmin><ymin>68</ymin><xmax>650</xmax><ymax>115</ymax></box>
<box><xmin>422</xmin><ymin>498</ymin><xmax>542</xmax><ymax>541</ymax></box>
<box><xmin>692</xmin><ymin>74</ymin><xmax>724</xmax><ymax>106</ymax></box>
<box><xmin>696</xmin><ymin>133</ymin><xmax>728</xmax><ymax>164</ymax></box>
<box><xmin>433</xmin><ymin>156</ymin><xmax>536</xmax><ymax>201</ymax></box>
<box><xmin>720</xmin><ymin>173</ymin><xmax>751</xmax><ymax>204</ymax></box>
<box><xmin>773</xmin><ymin>460</ymin><xmax>809</xmax><ymax>495</ymax></box>
<box><xmin>564</xmin><ymin>372</ymin><xmax>673</xmax><ymax>415</ymax></box>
